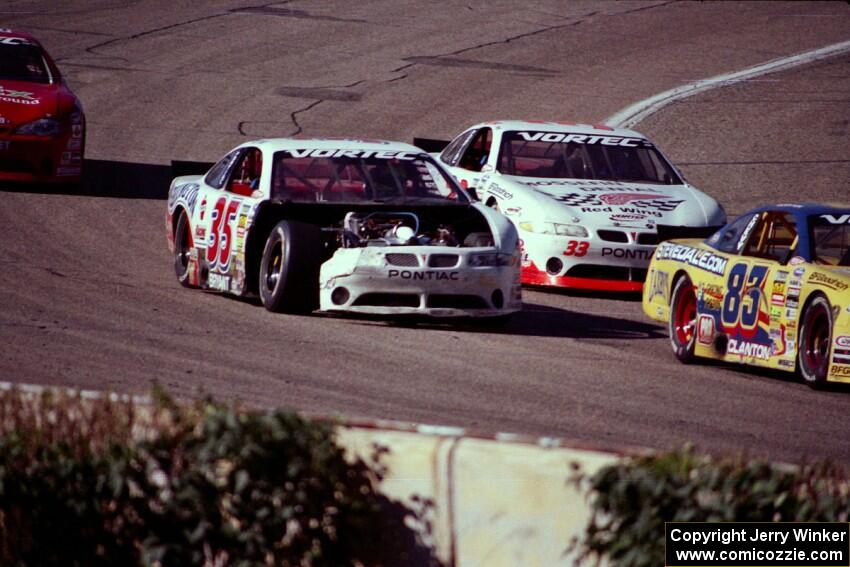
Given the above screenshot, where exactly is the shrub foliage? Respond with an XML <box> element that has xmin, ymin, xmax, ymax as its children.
<box><xmin>571</xmin><ymin>447</ymin><xmax>850</xmax><ymax>567</ymax></box>
<box><xmin>0</xmin><ymin>388</ymin><xmax>434</xmax><ymax>566</ymax></box>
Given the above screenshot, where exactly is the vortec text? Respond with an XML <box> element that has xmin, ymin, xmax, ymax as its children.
<box><xmin>516</xmin><ymin>132</ymin><xmax>643</xmax><ymax>147</ymax></box>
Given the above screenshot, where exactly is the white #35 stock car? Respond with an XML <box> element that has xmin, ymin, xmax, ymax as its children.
<box><xmin>166</xmin><ymin>139</ymin><xmax>522</xmax><ymax>318</ymax></box>
<box><xmin>426</xmin><ymin>120</ymin><xmax>726</xmax><ymax>292</ymax></box>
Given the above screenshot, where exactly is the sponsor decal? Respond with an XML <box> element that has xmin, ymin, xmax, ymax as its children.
<box><xmin>488</xmin><ymin>184</ymin><xmax>513</xmax><ymax>200</ymax></box>
<box><xmin>771</xmin><ymin>293</ymin><xmax>785</xmax><ymax>306</ymax></box>
<box><xmin>831</xmin><ymin>364</ymin><xmax>850</xmax><ymax>377</ymax></box>
<box><xmin>195</xmin><ymin>226</ymin><xmax>206</xmax><ymax>241</ymax></box>
<box><xmin>789</xmin><ymin>277</ymin><xmax>802</xmax><ymax>288</ymax></box>
<box><xmin>504</xmin><ymin>207</ymin><xmax>521</xmax><ymax>216</ymax></box>
<box><xmin>207</xmin><ymin>273</ymin><xmax>231</xmax><ymax>292</ymax></box>
<box><xmin>737</xmin><ymin>215</ymin><xmax>760</xmax><ymax>250</ymax></box>
<box><xmin>0</xmin><ymin>85</ymin><xmax>39</xmax><ymax>105</ymax></box>
<box><xmin>647</xmin><ymin>269</ymin><xmax>669</xmax><ymax>303</ymax></box>
<box><xmin>700</xmin><ymin>284</ymin><xmax>724</xmax><ymax>311</ymax></box>
<box><xmin>540</xmin><ymin>191</ymin><xmax>684</xmax><ymax>213</ymax></box>
<box><xmin>836</xmin><ymin>336</ymin><xmax>850</xmax><ymax>348</ymax></box>
<box><xmin>833</xmin><ymin>348</ymin><xmax>850</xmax><ymax>363</ymax></box>
<box><xmin>610</xmin><ymin>213</ymin><xmax>646</xmax><ymax>222</ymax></box>
<box><xmin>67</xmin><ymin>139</ymin><xmax>82</xmax><ymax>151</ymax></box>
<box><xmin>770</xmin><ymin>305</ymin><xmax>782</xmax><ymax>318</ymax></box>
<box><xmin>821</xmin><ymin>214</ymin><xmax>850</xmax><ymax>224</ymax></box>
<box><xmin>0</xmin><ymin>36</ymin><xmax>33</xmax><ymax>45</ymax></box>
<box><xmin>772</xmin><ymin>281</ymin><xmax>786</xmax><ymax>295</ymax></box>
<box><xmin>697</xmin><ymin>314</ymin><xmax>715</xmax><ymax>345</ymax></box>
<box><xmin>602</xmin><ymin>247</ymin><xmax>653</xmax><ymax>260</ymax></box>
<box><xmin>784</xmin><ymin>308</ymin><xmax>798</xmax><ymax>319</ymax></box>
<box><xmin>727</xmin><ymin>338</ymin><xmax>771</xmax><ymax>360</ymax></box>
<box><xmin>388</xmin><ymin>270</ymin><xmax>459</xmax><ymax>281</ymax></box>
<box><xmin>808</xmin><ymin>272</ymin><xmax>849</xmax><ymax>291</ymax></box>
<box><xmin>286</xmin><ymin>149</ymin><xmax>416</xmax><ymax>160</ymax></box>
<box><xmin>775</xmin><ymin>270</ymin><xmax>788</xmax><ymax>282</ymax></box>
<box><xmin>56</xmin><ymin>166</ymin><xmax>80</xmax><ymax>176</ymax></box>
<box><xmin>167</xmin><ymin>182</ymin><xmax>200</xmax><ymax>214</ymax></box>
<box><xmin>72</xmin><ymin>124</ymin><xmax>83</xmax><ymax>138</ymax></box>
<box><xmin>778</xmin><ymin>359</ymin><xmax>795</xmax><ymax>368</ymax></box>
<box><xmin>0</xmin><ymin>115</ymin><xmax>7</xmax><ymax>125</ymax></box>
<box><xmin>516</xmin><ymin>131</ymin><xmax>645</xmax><ymax>147</ymax></box>
<box><xmin>789</xmin><ymin>256</ymin><xmax>805</xmax><ymax>266</ymax></box>
<box><xmin>787</xmin><ymin>320</ymin><xmax>797</xmax><ymax>329</ymax></box>
<box><xmin>655</xmin><ymin>242</ymin><xmax>728</xmax><ymax>276</ymax></box>
<box><xmin>793</xmin><ymin>267</ymin><xmax>805</xmax><ymax>277</ymax></box>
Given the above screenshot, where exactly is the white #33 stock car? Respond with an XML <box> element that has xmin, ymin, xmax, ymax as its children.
<box><xmin>166</xmin><ymin>139</ymin><xmax>522</xmax><ymax>318</ymax></box>
<box><xmin>426</xmin><ymin>120</ymin><xmax>726</xmax><ymax>292</ymax></box>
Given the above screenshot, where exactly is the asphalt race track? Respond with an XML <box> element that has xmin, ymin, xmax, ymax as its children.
<box><xmin>2</xmin><ymin>1</ymin><xmax>849</xmax><ymax>464</ymax></box>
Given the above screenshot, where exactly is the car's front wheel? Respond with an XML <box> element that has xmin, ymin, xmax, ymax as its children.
<box><xmin>798</xmin><ymin>294</ymin><xmax>832</xmax><ymax>388</ymax></box>
<box><xmin>669</xmin><ymin>275</ymin><xmax>697</xmax><ymax>363</ymax></box>
<box><xmin>174</xmin><ymin>211</ymin><xmax>193</xmax><ymax>288</ymax></box>
<box><xmin>259</xmin><ymin>220</ymin><xmax>321</xmax><ymax>314</ymax></box>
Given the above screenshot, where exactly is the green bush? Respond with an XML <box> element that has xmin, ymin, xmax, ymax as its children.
<box><xmin>0</xmin><ymin>388</ymin><xmax>437</xmax><ymax>566</ymax></box>
<box><xmin>572</xmin><ymin>447</ymin><xmax>850</xmax><ymax>567</ymax></box>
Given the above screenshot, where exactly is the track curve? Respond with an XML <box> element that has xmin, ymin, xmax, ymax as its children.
<box><xmin>2</xmin><ymin>1</ymin><xmax>850</xmax><ymax>463</ymax></box>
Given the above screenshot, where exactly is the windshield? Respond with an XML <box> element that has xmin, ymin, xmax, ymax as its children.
<box><xmin>0</xmin><ymin>43</ymin><xmax>52</xmax><ymax>84</ymax></box>
<box><xmin>810</xmin><ymin>213</ymin><xmax>850</xmax><ymax>266</ymax></box>
<box><xmin>271</xmin><ymin>149</ymin><xmax>467</xmax><ymax>203</ymax></box>
<box><xmin>498</xmin><ymin>130</ymin><xmax>682</xmax><ymax>184</ymax></box>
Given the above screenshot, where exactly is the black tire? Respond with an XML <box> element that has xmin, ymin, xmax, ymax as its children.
<box><xmin>259</xmin><ymin>220</ymin><xmax>321</xmax><ymax>314</ymax></box>
<box><xmin>798</xmin><ymin>294</ymin><xmax>832</xmax><ymax>388</ymax></box>
<box><xmin>173</xmin><ymin>210</ymin><xmax>193</xmax><ymax>288</ymax></box>
<box><xmin>669</xmin><ymin>275</ymin><xmax>697</xmax><ymax>364</ymax></box>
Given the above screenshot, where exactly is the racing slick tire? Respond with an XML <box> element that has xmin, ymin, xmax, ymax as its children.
<box><xmin>798</xmin><ymin>294</ymin><xmax>832</xmax><ymax>388</ymax></box>
<box><xmin>259</xmin><ymin>220</ymin><xmax>321</xmax><ymax>314</ymax></box>
<box><xmin>174</xmin><ymin>210</ymin><xmax>193</xmax><ymax>288</ymax></box>
<box><xmin>669</xmin><ymin>275</ymin><xmax>697</xmax><ymax>364</ymax></box>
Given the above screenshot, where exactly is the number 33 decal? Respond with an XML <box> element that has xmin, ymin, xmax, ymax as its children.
<box><xmin>563</xmin><ymin>241</ymin><xmax>589</xmax><ymax>257</ymax></box>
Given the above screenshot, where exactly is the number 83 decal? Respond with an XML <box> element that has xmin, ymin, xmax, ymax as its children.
<box><xmin>206</xmin><ymin>196</ymin><xmax>241</xmax><ymax>271</ymax></box>
<box><xmin>722</xmin><ymin>262</ymin><xmax>769</xmax><ymax>334</ymax></box>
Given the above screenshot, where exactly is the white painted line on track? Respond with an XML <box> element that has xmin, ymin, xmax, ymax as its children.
<box><xmin>606</xmin><ymin>39</ymin><xmax>850</xmax><ymax>129</ymax></box>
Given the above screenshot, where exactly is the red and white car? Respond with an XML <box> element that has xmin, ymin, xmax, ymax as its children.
<box><xmin>429</xmin><ymin>121</ymin><xmax>726</xmax><ymax>292</ymax></box>
<box><xmin>166</xmin><ymin>138</ymin><xmax>522</xmax><ymax>319</ymax></box>
<box><xmin>0</xmin><ymin>28</ymin><xmax>85</xmax><ymax>183</ymax></box>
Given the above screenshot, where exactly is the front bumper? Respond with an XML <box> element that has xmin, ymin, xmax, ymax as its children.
<box><xmin>0</xmin><ymin>130</ymin><xmax>83</xmax><ymax>183</ymax></box>
<box><xmin>319</xmin><ymin>246</ymin><xmax>522</xmax><ymax>317</ymax></box>
<box><xmin>519</xmin><ymin>230</ymin><xmax>657</xmax><ymax>291</ymax></box>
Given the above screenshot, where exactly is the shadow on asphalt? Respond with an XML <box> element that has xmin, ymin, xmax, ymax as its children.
<box><xmin>0</xmin><ymin>158</ymin><xmax>211</xmax><ymax>199</ymax></box>
<box><xmin>337</xmin><ymin>301</ymin><xmax>666</xmax><ymax>340</ymax></box>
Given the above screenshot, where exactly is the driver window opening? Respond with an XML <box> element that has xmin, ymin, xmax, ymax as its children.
<box><xmin>458</xmin><ymin>128</ymin><xmax>492</xmax><ymax>172</ymax></box>
<box><xmin>741</xmin><ymin>212</ymin><xmax>798</xmax><ymax>263</ymax></box>
<box><xmin>229</xmin><ymin>148</ymin><xmax>263</xmax><ymax>197</ymax></box>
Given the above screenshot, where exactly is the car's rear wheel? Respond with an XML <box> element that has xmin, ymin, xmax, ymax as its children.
<box><xmin>259</xmin><ymin>220</ymin><xmax>321</xmax><ymax>314</ymax></box>
<box><xmin>798</xmin><ymin>294</ymin><xmax>832</xmax><ymax>388</ymax></box>
<box><xmin>174</xmin><ymin>211</ymin><xmax>193</xmax><ymax>288</ymax></box>
<box><xmin>669</xmin><ymin>275</ymin><xmax>697</xmax><ymax>363</ymax></box>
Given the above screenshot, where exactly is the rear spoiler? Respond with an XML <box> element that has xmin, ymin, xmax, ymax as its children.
<box><xmin>171</xmin><ymin>160</ymin><xmax>214</xmax><ymax>179</ymax></box>
<box><xmin>656</xmin><ymin>224</ymin><xmax>723</xmax><ymax>243</ymax></box>
<box><xmin>413</xmin><ymin>137</ymin><xmax>450</xmax><ymax>153</ymax></box>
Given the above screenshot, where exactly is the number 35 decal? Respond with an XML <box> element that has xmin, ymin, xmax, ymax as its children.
<box><xmin>563</xmin><ymin>241</ymin><xmax>589</xmax><ymax>257</ymax></box>
<box><xmin>206</xmin><ymin>197</ymin><xmax>240</xmax><ymax>270</ymax></box>
<box><xmin>722</xmin><ymin>262</ymin><xmax>769</xmax><ymax>333</ymax></box>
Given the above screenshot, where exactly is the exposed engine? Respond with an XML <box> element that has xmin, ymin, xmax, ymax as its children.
<box><xmin>339</xmin><ymin>211</ymin><xmax>463</xmax><ymax>248</ymax></box>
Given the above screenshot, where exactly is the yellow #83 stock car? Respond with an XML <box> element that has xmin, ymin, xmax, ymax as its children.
<box><xmin>643</xmin><ymin>204</ymin><xmax>850</xmax><ymax>387</ymax></box>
